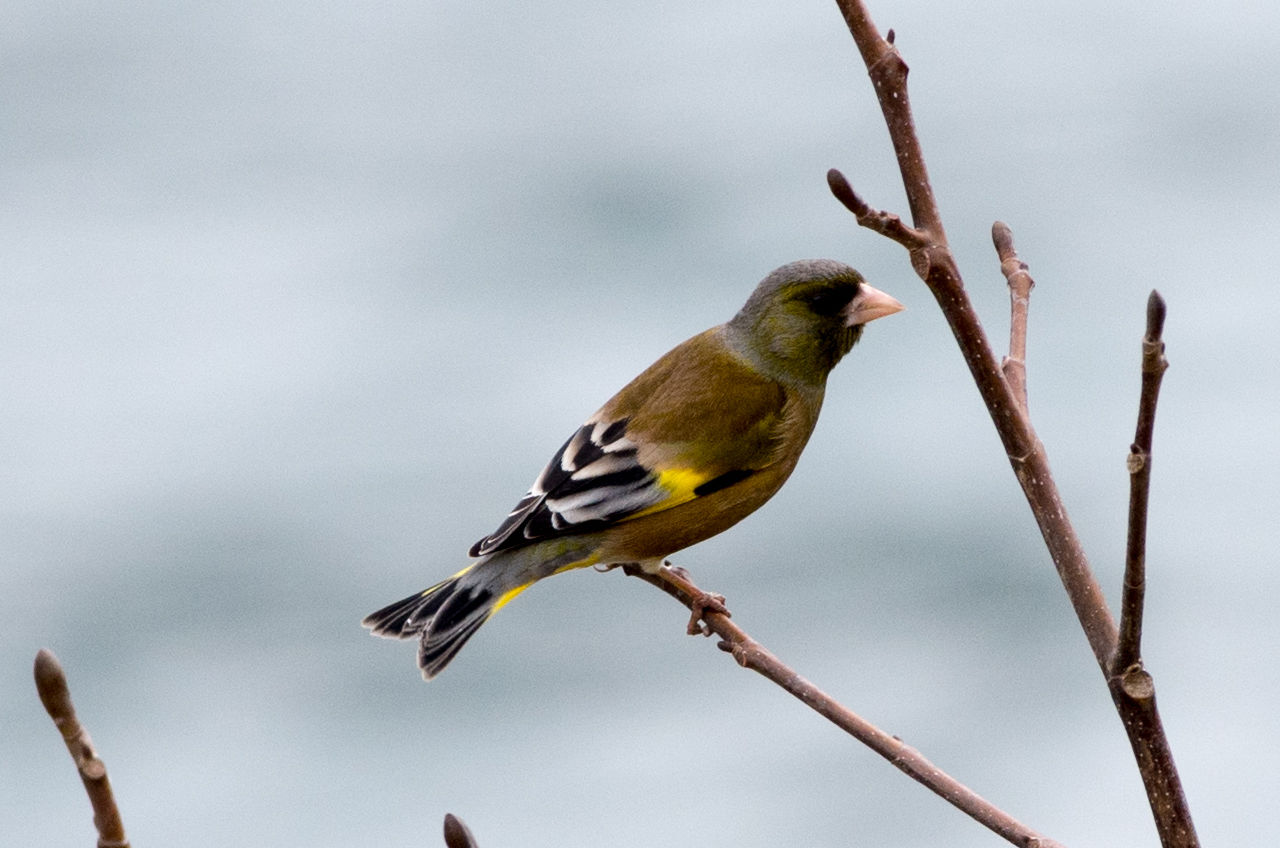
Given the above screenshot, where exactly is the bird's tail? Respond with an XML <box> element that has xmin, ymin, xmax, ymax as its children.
<box><xmin>363</xmin><ymin>563</ymin><xmax>532</xmax><ymax>680</ymax></box>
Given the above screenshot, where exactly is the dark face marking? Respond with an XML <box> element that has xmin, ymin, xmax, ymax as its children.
<box><xmin>800</xmin><ymin>281</ymin><xmax>859</xmax><ymax>318</ymax></box>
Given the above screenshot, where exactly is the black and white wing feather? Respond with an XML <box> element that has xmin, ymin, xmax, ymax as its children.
<box><xmin>469</xmin><ymin>417</ymin><xmax>663</xmax><ymax>557</ymax></box>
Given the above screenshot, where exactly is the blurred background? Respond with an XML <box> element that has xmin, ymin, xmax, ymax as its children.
<box><xmin>4</xmin><ymin>1</ymin><xmax>1277</xmax><ymax>845</ymax></box>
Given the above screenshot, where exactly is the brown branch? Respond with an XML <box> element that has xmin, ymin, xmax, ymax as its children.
<box><xmin>34</xmin><ymin>649</ymin><xmax>130</xmax><ymax>848</ymax></box>
<box><xmin>1101</xmin><ymin>292</ymin><xmax>1194</xmax><ymax>845</ymax></box>
<box><xmin>832</xmin><ymin>5</ymin><xmax>946</xmax><ymax>239</ymax></box>
<box><xmin>992</xmin><ymin>222</ymin><xmax>1035</xmax><ymax>414</ymax></box>
<box><xmin>827</xmin><ymin>169</ymin><xmax>928</xmax><ymax>251</ymax></box>
<box><xmin>829</xmin><ymin>1</ymin><xmax>1198</xmax><ymax>844</ymax></box>
<box><xmin>623</xmin><ymin>565</ymin><xmax>1065</xmax><ymax>848</ymax></box>
<box><xmin>829</xmin><ymin>36</ymin><xmax>1111</xmax><ymax>671</ymax></box>
<box><xmin>831</xmin><ymin>0</ymin><xmax>1099</xmax><ymax>735</ymax></box>
<box><xmin>1113</xmin><ymin>290</ymin><xmax>1169</xmax><ymax>674</ymax></box>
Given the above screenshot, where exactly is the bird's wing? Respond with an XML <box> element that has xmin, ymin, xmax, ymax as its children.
<box><xmin>469</xmin><ymin>330</ymin><xmax>791</xmax><ymax>558</ymax></box>
<box><xmin>469</xmin><ymin>417</ymin><xmax>661</xmax><ymax>557</ymax></box>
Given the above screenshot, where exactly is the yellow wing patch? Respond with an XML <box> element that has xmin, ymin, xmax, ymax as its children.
<box><xmin>626</xmin><ymin>467</ymin><xmax>715</xmax><ymax>520</ymax></box>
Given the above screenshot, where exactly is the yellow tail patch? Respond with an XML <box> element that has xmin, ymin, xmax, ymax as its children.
<box><xmin>492</xmin><ymin>582</ymin><xmax>530</xmax><ymax>613</ymax></box>
<box><xmin>491</xmin><ymin>551</ymin><xmax>603</xmax><ymax>613</ymax></box>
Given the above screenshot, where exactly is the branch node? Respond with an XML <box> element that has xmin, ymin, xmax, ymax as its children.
<box><xmin>909</xmin><ymin>248</ymin><xmax>931</xmax><ymax>278</ymax></box>
<box><xmin>1120</xmin><ymin>665</ymin><xmax>1156</xmax><ymax>701</ymax></box>
<box><xmin>1005</xmin><ymin>447</ymin><xmax>1032</xmax><ymax>465</ymax></box>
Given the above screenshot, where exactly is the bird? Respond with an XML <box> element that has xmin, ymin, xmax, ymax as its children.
<box><xmin>363</xmin><ymin>259</ymin><xmax>903</xmax><ymax>679</ymax></box>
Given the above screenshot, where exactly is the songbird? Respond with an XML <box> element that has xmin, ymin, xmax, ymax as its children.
<box><xmin>364</xmin><ymin>259</ymin><xmax>903</xmax><ymax>679</ymax></box>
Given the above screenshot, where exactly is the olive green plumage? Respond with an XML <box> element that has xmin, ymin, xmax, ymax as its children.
<box><xmin>364</xmin><ymin>259</ymin><xmax>903</xmax><ymax>679</ymax></box>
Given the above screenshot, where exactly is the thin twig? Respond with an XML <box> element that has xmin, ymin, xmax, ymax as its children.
<box><xmin>992</xmin><ymin>222</ymin><xmax>1035</xmax><ymax>414</ymax></box>
<box><xmin>1113</xmin><ymin>291</ymin><xmax>1169</xmax><ymax>675</ymax></box>
<box><xmin>827</xmin><ymin>169</ymin><xmax>929</xmax><ymax>251</ymax></box>
<box><xmin>623</xmin><ymin>565</ymin><xmax>1065</xmax><ymax>848</ymax></box>
<box><xmin>34</xmin><ymin>649</ymin><xmax>130</xmax><ymax>848</ymax></box>
<box><xmin>1102</xmin><ymin>294</ymin><xmax>1191</xmax><ymax>845</ymax></box>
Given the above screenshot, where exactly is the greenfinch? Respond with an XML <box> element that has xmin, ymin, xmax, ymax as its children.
<box><xmin>364</xmin><ymin>259</ymin><xmax>903</xmax><ymax>679</ymax></box>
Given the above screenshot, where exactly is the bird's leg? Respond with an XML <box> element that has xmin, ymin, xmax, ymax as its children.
<box><xmin>658</xmin><ymin>562</ymin><xmax>731</xmax><ymax>636</ymax></box>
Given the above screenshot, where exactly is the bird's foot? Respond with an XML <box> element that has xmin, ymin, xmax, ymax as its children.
<box><xmin>660</xmin><ymin>563</ymin><xmax>731</xmax><ymax>636</ymax></box>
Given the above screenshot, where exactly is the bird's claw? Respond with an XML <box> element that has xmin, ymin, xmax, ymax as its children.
<box><xmin>685</xmin><ymin>591</ymin><xmax>730</xmax><ymax>636</ymax></box>
<box><xmin>659</xmin><ymin>562</ymin><xmax>731</xmax><ymax>636</ymax></box>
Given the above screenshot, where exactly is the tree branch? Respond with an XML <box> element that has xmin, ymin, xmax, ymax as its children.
<box><xmin>828</xmin><ymin>0</ymin><xmax>1198</xmax><ymax>844</ymax></box>
<box><xmin>831</xmin><ymin>6</ymin><xmax>946</xmax><ymax>240</ymax></box>
<box><xmin>34</xmin><ymin>649</ymin><xmax>130</xmax><ymax>848</ymax></box>
<box><xmin>623</xmin><ymin>565</ymin><xmax>1065</xmax><ymax>848</ymax></box>
<box><xmin>829</xmin><ymin>0</ymin><xmax>1100</xmax><ymax>737</ymax></box>
<box><xmin>1100</xmin><ymin>291</ymin><xmax>1195</xmax><ymax>845</ymax></box>
<box><xmin>992</xmin><ymin>221</ymin><xmax>1035</xmax><ymax>415</ymax></box>
<box><xmin>1113</xmin><ymin>291</ymin><xmax>1169</xmax><ymax>674</ymax></box>
<box><xmin>827</xmin><ymin>169</ymin><xmax>928</xmax><ymax>251</ymax></box>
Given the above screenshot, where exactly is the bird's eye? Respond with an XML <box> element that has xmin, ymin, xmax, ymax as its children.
<box><xmin>802</xmin><ymin>284</ymin><xmax>857</xmax><ymax>317</ymax></box>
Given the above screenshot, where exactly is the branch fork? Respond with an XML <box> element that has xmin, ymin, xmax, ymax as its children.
<box><xmin>821</xmin><ymin>2</ymin><xmax>1197</xmax><ymax>844</ymax></box>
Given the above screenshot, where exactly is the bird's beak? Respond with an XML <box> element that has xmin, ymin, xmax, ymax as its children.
<box><xmin>845</xmin><ymin>284</ymin><xmax>905</xmax><ymax>327</ymax></box>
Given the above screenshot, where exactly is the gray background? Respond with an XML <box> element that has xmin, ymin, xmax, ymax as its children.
<box><xmin>4</xmin><ymin>1</ymin><xmax>1277</xmax><ymax>845</ymax></box>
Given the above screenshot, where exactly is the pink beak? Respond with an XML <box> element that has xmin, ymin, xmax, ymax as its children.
<box><xmin>845</xmin><ymin>284</ymin><xmax>905</xmax><ymax>326</ymax></box>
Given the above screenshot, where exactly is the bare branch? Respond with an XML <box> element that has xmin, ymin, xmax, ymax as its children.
<box><xmin>34</xmin><ymin>649</ymin><xmax>130</xmax><ymax>848</ymax></box>
<box><xmin>1113</xmin><ymin>290</ymin><xmax>1169</xmax><ymax>674</ymax></box>
<box><xmin>828</xmin><ymin>1</ymin><xmax>1198</xmax><ymax>844</ymax></box>
<box><xmin>831</xmin><ymin>4</ymin><xmax>946</xmax><ymax>239</ymax></box>
<box><xmin>1100</xmin><ymin>292</ymin><xmax>1194</xmax><ymax>844</ymax></box>
<box><xmin>1106</xmin><ymin>673</ymin><xmax>1197</xmax><ymax>846</ymax></box>
<box><xmin>992</xmin><ymin>222</ymin><xmax>1035</xmax><ymax>414</ymax></box>
<box><xmin>827</xmin><ymin>169</ymin><xmax>928</xmax><ymax>250</ymax></box>
<box><xmin>624</xmin><ymin>565</ymin><xmax>1065</xmax><ymax>848</ymax></box>
<box><xmin>829</xmin><ymin>0</ymin><xmax>1113</xmax><ymax>667</ymax></box>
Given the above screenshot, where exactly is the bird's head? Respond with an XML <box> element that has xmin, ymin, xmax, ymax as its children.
<box><xmin>726</xmin><ymin>259</ymin><xmax>904</xmax><ymax>388</ymax></box>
